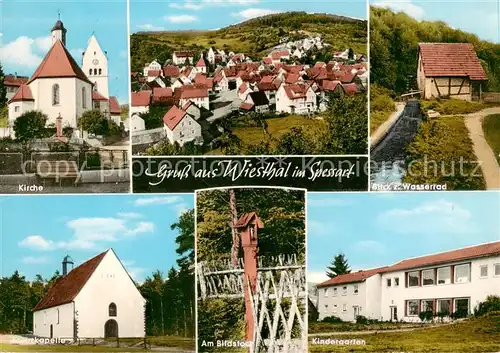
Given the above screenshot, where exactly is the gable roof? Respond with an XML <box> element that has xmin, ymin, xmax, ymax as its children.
<box><xmin>384</xmin><ymin>241</ymin><xmax>500</xmax><ymax>273</ymax></box>
<box><xmin>109</xmin><ymin>96</ymin><xmax>121</xmax><ymax>114</ymax></box>
<box><xmin>180</xmin><ymin>85</ymin><xmax>208</xmax><ymax>99</ymax></box>
<box><xmin>3</xmin><ymin>75</ymin><xmax>29</xmax><ymax>87</ymax></box>
<box><xmin>248</xmin><ymin>91</ymin><xmax>269</xmax><ymax>106</ymax></box>
<box><xmin>163</xmin><ymin>65</ymin><xmax>180</xmax><ymax>77</ymax></box>
<box><xmin>163</xmin><ymin>105</ymin><xmax>188</xmax><ymax>130</ymax></box>
<box><xmin>33</xmin><ymin>250</ymin><xmax>107</xmax><ymax>311</ymax></box>
<box><xmin>131</xmin><ymin>91</ymin><xmax>151</xmax><ymax>107</ymax></box>
<box><xmin>235</xmin><ymin>212</ymin><xmax>263</xmax><ymax>228</ymax></box>
<box><xmin>92</xmin><ymin>90</ymin><xmax>108</xmax><ymax>101</ymax></box>
<box><xmin>8</xmin><ymin>84</ymin><xmax>34</xmax><ymax>103</ymax></box>
<box><xmin>28</xmin><ymin>40</ymin><xmax>92</xmax><ymax>84</ymax></box>
<box><xmin>196</xmin><ymin>57</ymin><xmax>206</xmax><ymax>67</ymax></box>
<box><xmin>418</xmin><ymin>43</ymin><xmax>487</xmax><ymax>80</ymax></box>
<box><xmin>317</xmin><ymin>267</ymin><xmax>389</xmax><ymax>288</ymax></box>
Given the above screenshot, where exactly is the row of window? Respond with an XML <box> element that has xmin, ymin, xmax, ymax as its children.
<box><xmin>406</xmin><ymin>297</ymin><xmax>469</xmax><ymax>316</ymax></box>
<box><xmin>89</xmin><ymin>68</ymin><xmax>102</xmax><ymax>76</ymax></box>
<box><xmin>324</xmin><ymin>283</ymin><xmax>359</xmax><ymax>297</ymax></box>
<box><xmin>324</xmin><ymin>303</ymin><xmax>352</xmax><ymax>313</ymax></box>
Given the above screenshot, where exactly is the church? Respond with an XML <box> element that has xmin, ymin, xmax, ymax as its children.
<box><xmin>7</xmin><ymin>18</ymin><xmax>121</xmax><ymax>136</ymax></box>
<box><xmin>32</xmin><ymin>249</ymin><xmax>145</xmax><ymax>339</ymax></box>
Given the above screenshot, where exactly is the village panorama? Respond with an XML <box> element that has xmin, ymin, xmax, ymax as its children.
<box><xmin>130</xmin><ymin>12</ymin><xmax>368</xmax><ymax>156</ymax></box>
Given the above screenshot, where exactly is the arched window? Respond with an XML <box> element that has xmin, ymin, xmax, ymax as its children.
<box><xmin>94</xmin><ymin>81</ymin><xmax>98</xmax><ymax>91</ymax></box>
<box><xmin>109</xmin><ymin>303</ymin><xmax>117</xmax><ymax>317</ymax></box>
<box><xmin>99</xmin><ymin>68</ymin><xmax>102</xmax><ymax>75</ymax></box>
<box><xmin>89</xmin><ymin>69</ymin><xmax>92</xmax><ymax>76</ymax></box>
<box><xmin>94</xmin><ymin>68</ymin><xmax>97</xmax><ymax>75</ymax></box>
<box><xmin>52</xmin><ymin>84</ymin><xmax>60</xmax><ymax>105</ymax></box>
<box><xmin>56</xmin><ymin>308</ymin><xmax>60</xmax><ymax>324</ymax></box>
<box><xmin>82</xmin><ymin>87</ymin><xmax>87</xmax><ymax>109</ymax></box>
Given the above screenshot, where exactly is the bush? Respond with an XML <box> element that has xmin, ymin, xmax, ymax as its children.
<box><xmin>451</xmin><ymin>309</ymin><xmax>468</xmax><ymax>319</ymax></box>
<box><xmin>78</xmin><ymin>110</ymin><xmax>109</xmax><ymax>136</ymax></box>
<box><xmin>419</xmin><ymin>310</ymin><xmax>433</xmax><ymax>322</ymax></box>
<box><xmin>13</xmin><ymin>110</ymin><xmax>48</xmax><ymax>142</ymax></box>
<box><xmin>322</xmin><ymin>316</ymin><xmax>343</xmax><ymax>323</ymax></box>
<box><xmin>356</xmin><ymin>315</ymin><xmax>369</xmax><ymax>324</ymax></box>
<box><xmin>474</xmin><ymin>296</ymin><xmax>500</xmax><ymax>317</ymax></box>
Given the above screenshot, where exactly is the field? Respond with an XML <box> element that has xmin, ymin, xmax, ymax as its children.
<box><xmin>308</xmin><ymin>314</ymin><xmax>500</xmax><ymax>352</ymax></box>
<box><xmin>403</xmin><ymin>115</ymin><xmax>486</xmax><ymax>190</ymax></box>
<box><xmin>482</xmin><ymin>114</ymin><xmax>500</xmax><ymax>164</ymax></box>
<box><xmin>420</xmin><ymin>99</ymin><xmax>493</xmax><ymax>115</ymax></box>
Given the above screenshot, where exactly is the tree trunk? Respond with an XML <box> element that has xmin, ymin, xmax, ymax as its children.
<box><xmin>229</xmin><ymin>189</ymin><xmax>239</xmax><ymax>268</ymax></box>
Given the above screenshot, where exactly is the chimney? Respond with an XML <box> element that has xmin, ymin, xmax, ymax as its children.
<box><xmin>62</xmin><ymin>255</ymin><xmax>74</xmax><ymax>275</ymax></box>
<box><xmin>56</xmin><ymin>114</ymin><xmax>63</xmax><ymax>137</ymax></box>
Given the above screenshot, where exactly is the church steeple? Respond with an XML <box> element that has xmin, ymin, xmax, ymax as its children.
<box><xmin>51</xmin><ymin>12</ymin><xmax>67</xmax><ymax>46</ymax></box>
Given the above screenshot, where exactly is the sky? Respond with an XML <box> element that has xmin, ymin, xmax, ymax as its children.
<box><xmin>371</xmin><ymin>0</ymin><xmax>500</xmax><ymax>43</ymax></box>
<box><xmin>0</xmin><ymin>0</ymin><xmax>129</xmax><ymax>104</ymax></box>
<box><xmin>130</xmin><ymin>0</ymin><xmax>367</xmax><ymax>33</ymax></box>
<box><xmin>0</xmin><ymin>194</ymin><xmax>193</xmax><ymax>284</ymax></box>
<box><xmin>307</xmin><ymin>191</ymin><xmax>500</xmax><ymax>284</ymax></box>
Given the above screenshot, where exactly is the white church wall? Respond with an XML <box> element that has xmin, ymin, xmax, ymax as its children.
<box><xmin>74</xmin><ymin>250</ymin><xmax>145</xmax><ymax>338</ymax></box>
<box><xmin>75</xmin><ymin>79</ymin><xmax>93</xmax><ymax>121</ymax></box>
<box><xmin>33</xmin><ymin>302</ymin><xmax>74</xmax><ymax>339</ymax></box>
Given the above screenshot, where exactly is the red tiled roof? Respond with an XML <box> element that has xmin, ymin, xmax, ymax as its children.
<box><xmin>28</xmin><ymin>40</ymin><xmax>92</xmax><ymax>84</ymax></box>
<box><xmin>235</xmin><ymin>212</ymin><xmax>263</xmax><ymax>228</ymax></box>
<box><xmin>33</xmin><ymin>251</ymin><xmax>107</xmax><ymax>311</ymax></box>
<box><xmin>314</xmin><ymin>62</ymin><xmax>326</xmax><ymax>69</ymax></box>
<box><xmin>163</xmin><ymin>105</ymin><xmax>187</xmax><ymax>130</ymax></box>
<box><xmin>261</xmin><ymin>75</ymin><xmax>275</xmax><ymax>84</ymax></box>
<box><xmin>283</xmin><ymin>84</ymin><xmax>310</xmax><ymax>99</ymax></box>
<box><xmin>174</xmin><ymin>51</ymin><xmax>195</xmax><ymax>58</ymax></box>
<box><xmin>239</xmin><ymin>82</ymin><xmax>248</xmax><ymax>94</ymax></box>
<box><xmin>153</xmin><ymin>87</ymin><xmax>173</xmax><ymax>99</ymax></box>
<box><xmin>271</xmin><ymin>50</ymin><xmax>289</xmax><ymax>60</ymax></box>
<box><xmin>92</xmin><ymin>90</ymin><xmax>108</xmax><ymax>101</ymax></box>
<box><xmin>109</xmin><ymin>96</ymin><xmax>121</xmax><ymax>114</ymax></box>
<box><xmin>163</xmin><ymin>65</ymin><xmax>180</xmax><ymax>77</ymax></box>
<box><xmin>196</xmin><ymin>57</ymin><xmax>206</xmax><ymax>67</ymax></box>
<box><xmin>8</xmin><ymin>84</ymin><xmax>34</xmax><ymax>103</ymax></box>
<box><xmin>263</xmin><ymin>57</ymin><xmax>272</xmax><ymax>65</ymax></box>
<box><xmin>343</xmin><ymin>83</ymin><xmax>358</xmax><ymax>95</ymax></box>
<box><xmin>317</xmin><ymin>267</ymin><xmax>389</xmax><ymax>287</ymax></box>
<box><xmin>180</xmin><ymin>85</ymin><xmax>208</xmax><ymax>99</ymax></box>
<box><xmin>3</xmin><ymin>75</ymin><xmax>29</xmax><ymax>87</ymax></box>
<box><xmin>385</xmin><ymin>241</ymin><xmax>500</xmax><ymax>273</ymax></box>
<box><xmin>147</xmin><ymin>70</ymin><xmax>161</xmax><ymax>77</ymax></box>
<box><xmin>131</xmin><ymin>91</ymin><xmax>151</xmax><ymax>107</ymax></box>
<box><xmin>285</xmin><ymin>73</ymin><xmax>300</xmax><ymax>84</ymax></box>
<box><xmin>418</xmin><ymin>43</ymin><xmax>487</xmax><ymax>80</ymax></box>
<box><xmin>322</xmin><ymin>80</ymin><xmax>342</xmax><ymax>91</ymax></box>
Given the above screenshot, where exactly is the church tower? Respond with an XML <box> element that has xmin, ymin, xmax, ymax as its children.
<box><xmin>82</xmin><ymin>35</ymin><xmax>109</xmax><ymax>98</ymax></box>
<box><xmin>51</xmin><ymin>17</ymin><xmax>67</xmax><ymax>46</ymax></box>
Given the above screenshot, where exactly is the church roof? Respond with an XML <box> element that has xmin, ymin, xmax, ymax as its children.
<box><xmin>51</xmin><ymin>20</ymin><xmax>66</xmax><ymax>31</ymax></box>
<box><xmin>109</xmin><ymin>96</ymin><xmax>121</xmax><ymax>114</ymax></box>
<box><xmin>92</xmin><ymin>90</ymin><xmax>108</xmax><ymax>101</ymax></box>
<box><xmin>8</xmin><ymin>84</ymin><xmax>34</xmax><ymax>103</ymax></box>
<box><xmin>33</xmin><ymin>250</ymin><xmax>108</xmax><ymax>311</ymax></box>
<box><xmin>28</xmin><ymin>40</ymin><xmax>92</xmax><ymax>85</ymax></box>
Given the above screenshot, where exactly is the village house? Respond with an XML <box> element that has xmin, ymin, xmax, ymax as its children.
<box><xmin>179</xmin><ymin>85</ymin><xmax>209</xmax><ymax>110</ymax></box>
<box><xmin>207</xmin><ymin>47</ymin><xmax>226</xmax><ymax>65</ymax></box>
<box><xmin>276</xmin><ymin>82</ymin><xmax>317</xmax><ymax>114</ymax></box>
<box><xmin>108</xmin><ymin>96</ymin><xmax>122</xmax><ymax>126</ymax></box>
<box><xmin>172</xmin><ymin>51</ymin><xmax>195</xmax><ymax>65</ymax></box>
<box><xmin>238</xmin><ymin>82</ymin><xmax>254</xmax><ymax>101</ymax></box>
<box><xmin>316</xmin><ymin>242</ymin><xmax>500</xmax><ymax>323</ymax></box>
<box><xmin>143</xmin><ymin>60</ymin><xmax>162</xmax><ymax>78</ymax></box>
<box><xmin>417</xmin><ymin>43</ymin><xmax>487</xmax><ymax>101</ymax></box>
<box><xmin>240</xmin><ymin>91</ymin><xmax>270</xmax><ymax>113</ymax></box>
<box><xmin>130</xmin><ymin>91</ymin><xmax>151</xmax><ymax>117</ymax></box>
<box><xmin>3</xmin><ymin>74</ymin><xmax>29</xmax><ymax>101</ymax></box>
<box><xmin>130</xmin><ymin>115</ymin><xmax>146</xmax><ymax>132</ymax></box>
<box><xmin>162</xmin><ymin>103</ymin><xmax>202</xmax><ymax>145</ymax></box>
<box><xmin>33</xmin><ymin>250</ymin><xmax>145</xmax><ymax>339</ymax></box>
<box><xmin>195</xmin><ymin>57</ymin><xmax>207</xmax><ymax>74</ymax></box>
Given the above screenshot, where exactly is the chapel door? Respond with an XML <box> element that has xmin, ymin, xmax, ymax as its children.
<box><xmin>104</xmin><ymin>319</ymin><xmax>118</xmax><ymax>338</ymax></box>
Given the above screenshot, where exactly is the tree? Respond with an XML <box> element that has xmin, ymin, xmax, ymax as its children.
<box><xmin>0</xmin><ymin>63</ymin><xmax>7</xmax><ymax>107</ymax></box>
<box><xmin>13</xmin><ymin>111</ymin><xmax>48</xmax><ymax>142</ymax></box>
<box><xmin>347</xmin><ymin>48</ymin><xmax>354</xmax><ymax>60</ymax></box>
<box><xmin>78</xmin><ymin>110</ymin><xmax>109</xmax><ymax>136</ymax></box>
<box><xmin>326</xmin><ymin>253</ymin><xmax>351</xmax><ymax>278</ymax></box>
<box><xmin>139</xmin><ymin>103</ymin><xmax>172</xmax><ymax>130</ymax></box>
<box><xmin>274</xmin><ymin>127</ymin><xmax>315</xmax><ymax>154</ymax></box>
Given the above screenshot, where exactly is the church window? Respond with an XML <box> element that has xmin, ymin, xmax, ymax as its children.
<box><xmin>89</xmin><ymin>69</ymin><xmax>92</xmax><ymax>76</ymax></box>
<box><xmin>94</xmin><ymin>69</ymin><xmax>97</xmax><ymax>75</ymax></box>
<box><xmin>109</xmin><ymin>303</ymin><xmax>117</xmax><ymax>317</ymax></box>
<box><xmin>56</xmin><ymin>309</ymin><xmax>60</xmax><ymax>324</ymax></box>
<box><xmin>52</xmin><ymin>84</ymin><xmax>60</xmax><ymax>105</ymax></box>
<box><xmin>82</xmin><ymin>87</ymin><xmax>87</xmax><ymax>109</ymax></box>
<box><xmin>99</xmin><ymin>69</ymin><xmax>102</xmax><ymax>75</ymax></box>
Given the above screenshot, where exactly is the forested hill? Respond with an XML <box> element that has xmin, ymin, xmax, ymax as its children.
<box><xmin>130</xmin><ymin>12</ymin><xmax>367</xmax><ymax>72</ymax></box>
<box><xmin>370</xmin><ymin>6</ymin><xmax>500</xmax><ymax>94</ymax></box>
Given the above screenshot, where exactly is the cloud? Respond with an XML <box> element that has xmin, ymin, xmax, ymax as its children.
<box><xmin>117</xmin><ymin>212</ymin><xmax>143</xmax><ymax>219</ymax></box>
<box><xmin>169</xmin><ymin>1</ymin><xmax>204</xmax><ymax>10</ymax></box>
<box><xmin>164</xmin><ymin>15</ymin><xmax>198</xmax><ymax>23</ymax></box>
<box><xmin>0</xmin><ymin>35</ymin><xmax>51</xmax><ymax>68</ymax></box>
<box><xmin>22</xmin><ymin>256</ymin><xmax>50</xmax><ymax>264</ymax></box>
<box><xmin>136</xmin><ymin>24</ymin><xmax>165</xmax><ymax>31</ymax></box>
<box><xmin>19</xmin><ymin>235</ymin><xmax>54</xmax><ymax>250</ymax></box>
<box><xmin>308</xmin><ymin>271</ymin><xmax>329</xmax><ymax>284</ymax></box>
<box><xmin>203</xmin><ymin>0</ymin><xmax>259</xmax><ymax>4</ymax></box>
<box><xmin>232</xmin><ymin>8</ymin><xmax>278</xmax><ymax>19</ymax></box>
<box><xmin>308</xmin><ymin>197</ymin><xmax>353</xmax><ymax>207</ymax></box>
<box><xmin>126</xmin><ymin>221</ymin><xmax>155</xmax><ymax>236</ymax></box>
<box><xmin>376</xmin><ymin>199</ymin><xmax>473</xmax><ymax>235</ymax></box>
<box><xmin>372</xmin><ymin>0</ymin><xmax>425</xmax><ymax>19</ymax></box>
<box><xmin>133</xmin><ymin>196</ymin><xmax>182</xmax><ymax>206</ymax></box>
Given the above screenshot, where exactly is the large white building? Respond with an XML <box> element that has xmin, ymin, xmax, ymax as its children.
<box><xmin>316</xmin><ymin>242</ymin><xmax>500</xmax><ymax>323</ymax></box>
<box><xmin>7</xmin><ymin>18</ymin><xmax>119</xmax><ymax>136</ymax></box>
<box><xmin>33</xmin><ymin>249</ymin><xmax>145</xmax><ymax>339</ymax></box>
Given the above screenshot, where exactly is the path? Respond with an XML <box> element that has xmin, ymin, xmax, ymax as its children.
<box><xmin>464</xmin><ymin>107</ymin><xmax>500</xmax><ymax>190</ymax></box>
<box><xmin>370</xmin><ymin>102</ymin><xmax>406</xmax><ymax>149</ymax></box>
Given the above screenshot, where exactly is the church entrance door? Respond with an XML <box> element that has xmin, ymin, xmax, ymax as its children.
<box><xmin>104</xmin><ymin>319</ymin><xmax>118</xmax><ymax>338</ymax></box>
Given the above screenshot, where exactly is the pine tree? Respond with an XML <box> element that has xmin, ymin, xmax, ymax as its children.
<box><xmin>326</xmin><ymin>253</ymin><xmax>351</xmax><ymax>278</ymax></box>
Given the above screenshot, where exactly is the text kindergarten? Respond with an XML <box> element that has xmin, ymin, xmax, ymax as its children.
<box><xmin>132</xmin><ymin>156</ymin><xmax>368</xmax><ymax>192</ymax></box>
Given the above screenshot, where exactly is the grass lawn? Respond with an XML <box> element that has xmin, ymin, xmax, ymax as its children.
<box><xmin>403</xmin><ymin>115</ymin><xmax>486</xmax><ymax>190</ymax></box>
<box><xmin>482</xmin><ymin>114</ymin><xmax>500</xmax><ymax>164</ymax></box>
<box><xmin>420</xmin><ymin>99</ymin><xmax>492</xmax><ymax>115</ymax></box>
<box><xmin>308</xmin><ymin>315</ymin><xmax>500</xmax><ymax>352</ymax></box>
<box><xmin>234</xmin><ymin>115</ymin><xmax>325</xmax><ymax>147</ymax></box>
<box><xmin>370</xmin><ymin>110</ymin><xmax>393</xmax><ymax>135</ymax></box>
